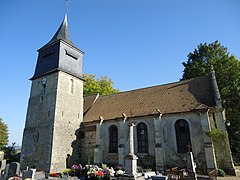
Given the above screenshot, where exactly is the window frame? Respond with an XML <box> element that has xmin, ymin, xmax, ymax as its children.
<box><xmin>137</xmin><ymin>122</ymin><xmax>149</xmax><ymax>153</ymax></box>
<box><xmin>175</xmin><ymin>119</ymin><xmax>192</xmax><ymax>153</ymax></box>
<box><xmin>109</xmin><ymin>125</ymin><xmax>118</xmax><ymax>153</ymax></box>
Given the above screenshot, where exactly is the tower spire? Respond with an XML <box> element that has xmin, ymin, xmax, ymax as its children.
<box><xmin>211</xmin><ymin>65</ymin><xmax>222</xmax><ymax>108</ymax></box>
<box><xmin>42</xmin><ymin>14</ymin><xmax>74</xmax><ymax>49</ymax></box>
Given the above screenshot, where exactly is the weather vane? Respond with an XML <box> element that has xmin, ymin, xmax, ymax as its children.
<box><xmin>65</xmin><ymin>0</ymin><xmax>69</xmax><ymax>14</ymax></box>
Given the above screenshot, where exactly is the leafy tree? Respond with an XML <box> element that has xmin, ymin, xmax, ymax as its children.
<box><xmin>181</xmin><ymin>41</ymin><xmax>240</xmax><ymax>162</ymax></box>
<box><xmin>3</xmin><ymin>142</ymin><xmax>20</xmax><ymax>163</ymax></box>
<box><xmin>83</xmin><ymin>74</ymin><xmax>120</xmax><ymax>96</ymax></box>
<box><xmin>0</xmin><ymin>118</ymin><xmax>8</xmax><ymax>150</ymax></box>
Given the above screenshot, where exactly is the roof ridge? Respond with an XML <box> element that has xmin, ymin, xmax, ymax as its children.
<box><xmin>97</xmin><ymin>77</ymin><xmax>195</xmax><ymax>98</ymax></box>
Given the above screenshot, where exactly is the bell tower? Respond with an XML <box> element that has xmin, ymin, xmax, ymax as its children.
<box><xmin>20</xmin><ymin>15</ymin><xmax>84</xmax><ymax>172</ymax></box>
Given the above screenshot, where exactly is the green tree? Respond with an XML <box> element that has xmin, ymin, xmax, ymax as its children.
<box><xmin>181</xmin><ymin>41</ymin><xmax>240</xmax><ymax>162</ymax></box>
<box><xmin>3</xmin><ymin>142</ymin><xmax>20</xmax><ymax>162</ymax></box>
<box><xmin>0</xmin><ymin>118</ymin><xmax>8</xmax><ymax>149</ymax></box>
<box><xmin>83</xmin><ymin>74</ymin><xmax>120</xmax><ymax>96</ymax></box>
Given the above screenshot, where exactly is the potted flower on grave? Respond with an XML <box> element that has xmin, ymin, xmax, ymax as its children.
<box><xmin>71</xmin><ymin>164</ymin><xmax>82</xmax><ymax>177</ymax></box>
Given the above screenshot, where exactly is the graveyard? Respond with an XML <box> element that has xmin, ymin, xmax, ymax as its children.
<box><xmin>1</xmin><ymin>14</ymin><xmax>239</xmax><ymax>180</ymax></box>
<box><xmin>1</xmin><ymin>1</ymin><xmax>240</xmax><ymax>180</ymax></box>
<box><xmin>1</xmin><ymin>134</ymin><xmax>240</xmax><ymax>180</ymax></box>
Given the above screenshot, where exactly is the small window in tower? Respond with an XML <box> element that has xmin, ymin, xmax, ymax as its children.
<box><xmin>70</xmin><ymin>79</ymin><xmax>74</xmax><ymax>94</ymax></box>
<box><xmin>40</xmin><ymin>96</ymin><xmax>43</xmax><ymax>103</ymax></box>
<box><xmin>42</xmin><ymin>51</ymin><xmax>54</xmax><ymax>59</ymax></box>
<box><xmin>43</xmin><ymin>84</ymin><xmax>46</xmax><ymax>93</ymax></box>
<box><xmin>65</xmin><ymin>50</ymin><xmax>78</xmax><ymax>60</ymax></box>
<box><xmin>48</xmin><ymin>111</ymin><xmax>50</xmax><ymax>117</ymax></box>
<box><xmin>36</xmin><ymin>130</ymin><xmax>39</xmax><ymax>142</ymax></box>
<box><xmin>41</xmin><ymin>77</ymin><xmax>47</xmax><ymax>94</ymax></box>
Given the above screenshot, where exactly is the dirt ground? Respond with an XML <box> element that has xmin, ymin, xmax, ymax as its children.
<box><xmin>217</xmin><ymin>166</ymin><xmax>240</xmax><ymax>180</ymax></box>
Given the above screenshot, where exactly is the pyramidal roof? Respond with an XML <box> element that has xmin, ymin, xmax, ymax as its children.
<box><xmin>41</xmin><ymin>14</ymin><xmax>74</xmax><ymax>48</ymax></box>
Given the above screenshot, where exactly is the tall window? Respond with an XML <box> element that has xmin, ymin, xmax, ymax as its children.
<box><xmin>137</xmin><ymin>123</ymin><xmax>148</xmax><ymax>153</ymax></box>
<box><xmin>175</xmin><ymin>119</ymin><xmax>191</xmax><ymax>153</ymax></box>
<box><xmin>109</xmin><ymin>125</ymin><xmax>118</xmax><ymax>153</ymax></box>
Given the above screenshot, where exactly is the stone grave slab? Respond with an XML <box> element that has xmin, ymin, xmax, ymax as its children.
<box><xmin>22</xmin><ymin>168</ymin><xmax>36</xmax><ymax>180</ymax></box>
<box><xmin>151</xmin><ymin>175</ymin><xmax>167</xmax><ymax>180</ymax></box>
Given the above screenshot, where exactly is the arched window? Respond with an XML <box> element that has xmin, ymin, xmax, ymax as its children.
<box><xmin>109</xmin><ymin>125</ymin><xmax>118</xmax><ymax>153</ymax></box>
<box><xmin>175</xmin><ymin>119</ymin><xmax>192</xmax><ymax>153</ymax></box>
<box><xmin>137</xmin><ymin>123</ymin><xmax>148</xmax><ymax>153</ymax></box>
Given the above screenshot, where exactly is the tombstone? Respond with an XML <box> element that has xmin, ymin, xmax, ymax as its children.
<box><xmin>143</xmin><ymin>171</ymin><xmax>156</xmax><ymax>179</ymax></box>
<box><xmin>3</xmin><ymin>162</ymin><xmax>20</xmax><ymax>180</ymax></box>
<box><xmin>0</xmin><ymin>160</ymin><xmax>6</xmax><ymax>175</ymax></box>
<box><xmin>187</xmin><ymin>152</ymin><xmax>197</xmax><ymax>180</ymax></box>
<box><xmin>1</xmin><ymin>163</ymin><xmax>9</xmax><ymax>180</ymax></box>
<box><xmin>34</xmin><ymin>171</ymin><xmax>46</xmax><ymax>180</ymax></box>
<box><xmin>151</xmin><ymin>175</ymin><xmax>167</xmax><ymax>180</ymax></box>
<box><xmin>22</xmin><ymin>168</ymin><xmax>36</xmax><ymax>180</ymax></box>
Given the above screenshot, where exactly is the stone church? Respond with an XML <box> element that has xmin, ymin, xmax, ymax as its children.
<box><xmin>20</xmin><ymin>15</ymin><xmax>236</xmax><ymax>175</ymax></box>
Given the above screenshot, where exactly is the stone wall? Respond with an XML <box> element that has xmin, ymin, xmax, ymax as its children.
<box><xmin>21</xmin><ymin>72</ymin><xmax>58</xmax><ymax>171</ymax></box>
<box><xmin>208</xmin><ymin>110</ymin><xmax>236</xmax><ymax>175</ymax></box>
<box><xmin>79</xmin><ymin>110</ymin><xmax>235</xmax><ymax>174</ymax></box>
<box><xmin>79</xmin><ymin>111</ymin><xmax>210</xmax><ymax>171</ymax></box>
<box><xmin>50</xmin><ymin>71</ymin><xmax>84</xmax><ymax>172</ymax></box>
<box><xmin>78</xmin><ymin>124</ymin><xmax>96</xmax><ymax>165</ymax></box>
<box><xmin>21</xmin><ymin>71</ymin><xmax>84</xmax><ymax>172</ymax></box>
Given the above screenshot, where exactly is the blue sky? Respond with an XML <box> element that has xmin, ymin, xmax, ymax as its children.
<box><xmin>0</xmin><ymin>0</ymin><xmax>239</xmax><ymax>145</ymax></box>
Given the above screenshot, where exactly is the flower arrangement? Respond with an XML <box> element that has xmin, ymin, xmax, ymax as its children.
<box><xmin>62</xmin><ymin>163</ymin><xmax>119</xmax><ymax>179</ymax></box>
<box><xmin>49</xmin><ymin>172</ymin><xmax>62</xmax><ymax>178</ymax></box>
<box><xmin>8</xmin><ymin>176</ymin><xmax>22</xmax><ymax>180</ymax></box>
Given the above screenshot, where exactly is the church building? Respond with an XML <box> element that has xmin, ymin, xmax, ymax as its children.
<box><xmin>20</xmin><ymin>16</ymin><xmax>236</xmax><ymax>175</ymax></box>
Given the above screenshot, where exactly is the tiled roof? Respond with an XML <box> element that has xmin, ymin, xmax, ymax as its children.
<box><xmin>83</xmin><ymin>75</ymin><xmax>216</xmax><ymax>122</ymax></box>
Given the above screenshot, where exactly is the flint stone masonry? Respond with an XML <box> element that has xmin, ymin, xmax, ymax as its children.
<box><xmin>81</xmin><ymin>112</ymin><xmax>212</xmax><ymax>170</ymax></box>
<box><xmin>21</xmin><ymin>71</ymin><xmax>84</xmax><ymax>172</ymax></box>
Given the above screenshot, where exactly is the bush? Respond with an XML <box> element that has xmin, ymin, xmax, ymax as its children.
<box><xmin>217</xmin><ymin>169</ymin><xmax>225</xmax><ymax>177</ymax></box>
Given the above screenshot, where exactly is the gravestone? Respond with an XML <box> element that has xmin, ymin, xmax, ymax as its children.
<box><xmin>0</xmin><ymin>160</ymin><xmax>6</xmax><ymax>175</ymax></box>
<box><xmin>1</xmin><ymin>163</ymin><xmax>9</xmax><ymax>180</ymax></box>
<box><xmin>144</xmin><ymin>171</ymin><xmax>156</xmax><ymax>179</ymax></box>
<box><xmin>22</xmin><ymin>168</ymin><xmax>36</xmax><ymax>180</ymax></box>
<box><xmin>151</xmin><ymin>175</ymin><xmax>167</xmax><ymax>180</ymax></box>
<box><xmin>3</xmin><ymin>162</ymin><xmax>20</xmax><ymax>180</ymax></box>
<box><xmin>34</xmin><ymin>171</ymin><xmax>45</xmax><ymax>179</ymax></box>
